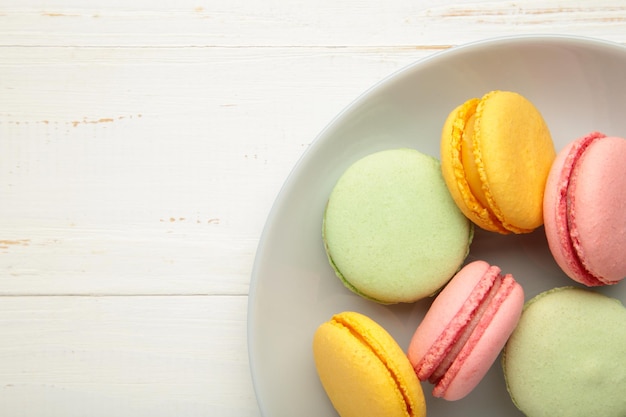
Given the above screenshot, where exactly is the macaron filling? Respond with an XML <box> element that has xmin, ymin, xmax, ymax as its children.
<box><xmin>556</xmin><ymin>132</ymin><xmax>610</xmax><ymax>286</ymax></box>
<box><xmin>414</xmin><ymin>265</ymin><xmax>517</xmax><ymax>396</ymax></box>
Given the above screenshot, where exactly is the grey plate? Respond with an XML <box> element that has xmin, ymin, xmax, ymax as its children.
<box><xmin>248</xmin><ymin>35</ymin><xmax>626</xmax><ymax>417</ymax></box>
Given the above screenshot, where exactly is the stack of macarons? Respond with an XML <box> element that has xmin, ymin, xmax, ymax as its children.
<box><xmin>313</xmin><ymin>89</ymin><xmax>626</xmax><ymax>417</ymax></box>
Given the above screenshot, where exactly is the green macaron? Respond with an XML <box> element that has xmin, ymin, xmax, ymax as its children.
<box><xmin>502</xmin><ymin>287</ymin><xmax>626</xmax><ymax>417</ymax></box>
<box><xmin>322</xmin><ymin>148</ymin><xmax>472</xmax><ymax>304</ymax></box>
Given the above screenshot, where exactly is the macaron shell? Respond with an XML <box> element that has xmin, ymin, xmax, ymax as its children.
<box><xmin>441</xmin><ymin>100</ymin><xmax>510</xmax><ymax>234</ymax></box>
<box><xmin>544</xmin><ymin>133</ymin><xmax>626</xmax><ymax>286</ymax></box>
<box><xmin>569</xmin><ymin>136</ymin><xmax>626</xmax><ymax>284</ymax></box>
<box><xmin>441</xmin><ymin>91</ymin><xmax>555</xmax><ymax>234</ymax></box>
<box><xmin>436</xmin><ymin>278</ymin><xmax>523</xmax><ymax>400</ymax></box>
<box><xmin>407</xmin><ymin>261</ymin><xmax>524</xmax><ymax>400</ymax></box>
<box><xmin>503</xmin><ymin>287</ymin><xmax>626</xmax><ymax>417</ymax></box>
<box><xmin>543</xmin><ymin>138</ymin><xmax>585</xmax><ymax>283</ymax></box>
<box><xmin>313</xmin><ymin>312</ymin><xmax>426</xmax><ymax>417</ymax></box>
<box><xmin>323</xmin><ymin>148</ymin><xmax>471</xmax><ymax>303</ymax></box>
<box><xmin>408</xmin><ymin>260</ymin><xmax>492</xmax><ymax>371</ymax></box>
<box><xmin>473</xmin><ymin>91</ymin><xmax>555</xmax><ymax>232</ymax></box>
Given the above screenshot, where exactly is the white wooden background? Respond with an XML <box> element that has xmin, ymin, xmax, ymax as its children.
<box><xmin>1</xmin><ymin>1</ymin><xmax>626</xmax><ymax>416</ymax></box>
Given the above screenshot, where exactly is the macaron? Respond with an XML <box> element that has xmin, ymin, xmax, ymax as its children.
<box><xmin>313</xmin><ymin>311</ymin><xmax>427</xmax><ymax>417</ymax></box>
<box><xmin>407</xmin><ymin>260</ymin><xmax>524</xmax><ymax>400</ymax></box>
<box><xmin>440</xmin><ymin>90</ymin><xmax>556</xmax><ymax>234</ymax></box>
<box><xmin>502</xmin><ymin>287</ymin><xmax>626</xmax><ymax>417</ymax></box>
<box><xmin>543</xmin><ymin>131</ymin><xmax>626</xmax><ymax>286</ymax></box>
<box><xmin>323</xmin><ymin>148</ymin><xmax>473</xmax><ymax>304</ymax></box>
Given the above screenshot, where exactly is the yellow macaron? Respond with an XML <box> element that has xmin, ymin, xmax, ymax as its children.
<box><xmin>313</xmin><ymin>311</ymin><xmax>426</xmax><ymax>417</ymax></box>
<box><xmin>440</xmin><ymin>90</ymin><xmax>556</xmax><ymax>234</ymax></box>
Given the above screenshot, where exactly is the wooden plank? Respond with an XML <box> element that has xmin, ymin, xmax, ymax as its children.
<box><xmin>1</xmin><ymin>1</ymin><xmax>625</xmax><ymax>47</ymax></box>
<box><xmin>0</xmin><ymin>46</ymin><xmax>432</xmax><ymax>295</ymax></box>
<box><xmin>0</xmin><ymin>2</ymin><xmax>624</xmax><ymax>416</ymax></box>
<box><xmin>0</xmin><ymin>295</ymin><xmax>259</xmax><ymax>417</ymax></box>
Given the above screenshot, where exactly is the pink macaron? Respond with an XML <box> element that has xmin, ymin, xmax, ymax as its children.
<box><xmin>407</xmin><ymin>260</ymin><xmax>524</xmax><ymax>401</ymax></box>
<box><xmin>543</xmin><ymin>132</ymin><xmax>626</xmax><ymax>286</ymax></box>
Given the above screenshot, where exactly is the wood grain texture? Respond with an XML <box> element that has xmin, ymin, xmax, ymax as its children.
<box><xmin>0</xmin><ymin>295</ymin><xmax>258</xmax><ymax>416</ymax></box>
<box><xmin>0</xmin><ymin>46</ymin><xmax>429</xmax><ymax>295</ymax></box>
<box><xmin>1</xmin><ymin>0</ymin><xmax>625</xmax><ymax>415</ymax></box>
<box><xmin>2</xmin><ymin>1</ymin><xmax>626</xmax><ymax>47</ymax></box>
